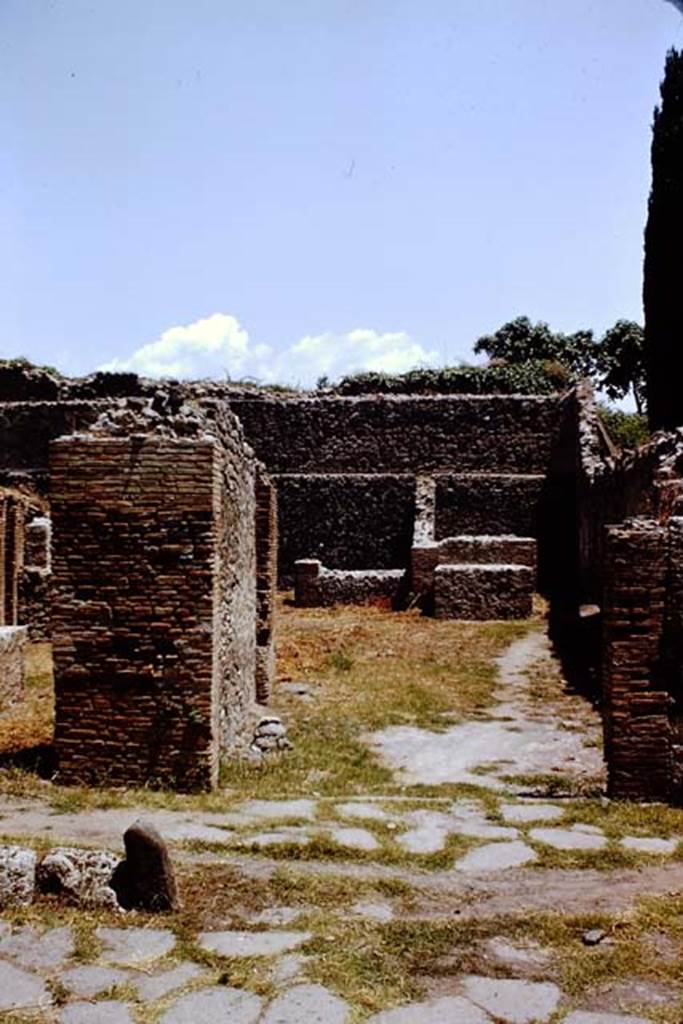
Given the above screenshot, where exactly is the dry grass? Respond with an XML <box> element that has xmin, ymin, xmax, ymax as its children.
<box><xmin>0</xmin><ymin>644</ymin><xmax>54</xmax><ymax>756</ymax></box>
<box><xmin>219</xmin><ymin>601</ymin><xmax>530</xmax><ymax>799</ymax></box>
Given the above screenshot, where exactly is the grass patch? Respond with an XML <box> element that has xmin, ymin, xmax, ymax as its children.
<box><xmin>0</xmin><ymin>644</ymin><xmax>54</xmax><ymax>756</ymax></box>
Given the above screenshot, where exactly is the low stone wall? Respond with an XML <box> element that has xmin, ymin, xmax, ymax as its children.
<box><xmin>0</xmin><ymin>625</ymin><xmax>27</xmax><ymax>709</ymax></box>
<box><xmin>434</xmin><ymin>564</ymin><xmax>533</xmax><ymax>620</ymax></box>
<box><xmin>294</xmin><ymin>559</ymin><xmax>405</xmax><ymax>608</ymax></box>
<box><xmin>412</xmin><ymin>535</ymin><xmax>536</xmax><ymax>600</ymax></box>
<box><xmin>434</xmin><ymin>474</ymin><xmax>544</xmax><ymax>539</ymax></box>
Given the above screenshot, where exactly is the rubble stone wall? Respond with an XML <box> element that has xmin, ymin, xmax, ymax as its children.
<box><xmin>294</xmin><ymin>559</ymin><xmax>405</xmax><ymax>607</ymax></box>
<box><xmin>230</xmin><ymin>394</ymin><xmax>562</xmax><ymax>474</ymax></box>
<box><xmin>18</xmin><ymin>569</ymin><xmax>50</xmax><ymax>642</ymax></box>
<box><xmin>0</xmin><ymin>401</ymin><xmax>106</xmax><ymax>471</ymax></box>
<box><xmin>434</xmin><ymin>474</ymin><xmax>544</xmax><ymax>539</ymax></box>
<box><xmin>275</xmin><ymin>474</ymin><xmax>416</xmax><ymax>583</ymax></box>
<box><xmin>412</xmin><ymin>536</ymin><xmax>537</xmax><ymax>601</ymax></box>
<box><xmin>434</xmin><ymin>563</ymin><xmax>533</xmax><ymax>620</ymax></box>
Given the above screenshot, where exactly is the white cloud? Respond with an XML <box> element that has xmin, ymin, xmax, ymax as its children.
<box><xmin>100</xmin><ymin>313</ymin><xmax>439</xmax><ymax>386</ymax></box>
<box><xmin>100</xmin><ymin>313</ymin><xmax>261</xmax><ymax>380</ymax></box>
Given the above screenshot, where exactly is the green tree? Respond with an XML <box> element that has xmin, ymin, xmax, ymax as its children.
<box><xmin>474</xmin><ymin>316</ymin><xmax>597</xmax><ymax>377</ymax></box>
<box><xmin>643</xmin><ymin>48</ymin><xmax>683</xmax><ymax>431</ymax></box>
<box><xmin>595</xmin><ymin>320</ymin><xmax>646</xmax><ymax>415</ymax></box>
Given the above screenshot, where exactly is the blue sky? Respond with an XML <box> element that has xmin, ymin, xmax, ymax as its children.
<box><xmin>2</xmin><ymin>0</ymin><xmax>682</xmax><ymax>385</ymax></box>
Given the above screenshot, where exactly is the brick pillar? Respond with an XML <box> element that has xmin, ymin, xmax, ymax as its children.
<box><xmin>51</xmin><ymin>435</ymin><xmax>225</xmax><ymax>791</ymax></box>
<box><xmin>3</xmin><ymin>497</ymin><xmax>25</xmax><ymax>626</ymax></box>
<box><xmin>664</xmin><ymin>517</ymin><xmax>683</xmax><ymax>791</ymax></box>
<box><xmin>602</xmin><ymin>519</ymin><xmax>674</xmax><ymax>801</ymax></box>
<box><xmin>254</xmin><ymin>471</ymin><xmax>277</xmax><ymax>703</ymax></box>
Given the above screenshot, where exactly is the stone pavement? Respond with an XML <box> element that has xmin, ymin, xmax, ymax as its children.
<box><xmin>0</xmin><ymin>920</ymin><xmax>659</xmax><ymax>1022</ymax></box>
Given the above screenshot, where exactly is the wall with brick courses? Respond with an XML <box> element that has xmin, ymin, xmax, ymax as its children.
<box><xmin>254</xmin><ymin>471</ymin><xmax>277</xmax><ymax>703</ymax></box>
<box><xmin>230</xmin><ymin>394</ymin><xmax>563</xmax><ymax>474</ymax></box>
<box><xmin>0</xmin><ymin>626</ymin><xmax>27</xmax><ymax>709</ymax></box>
<box><xmin>1</xmin><ymin>496</ymin><xmax>25</xmax><ymax>626</ymax></box>
<box><xmin>50</xmin><ymin>430</ymin><xmax>255</xmax><ymax>791</ymax></box>
<box><xmin>275</xmin><ymin>474</ymin><xmax>416</xmax><ymax>583</ymax></box>
<box><xmin>601</xmin><ymin>519</ymin><xmax>677</xmax><ymax>801</ymax></box>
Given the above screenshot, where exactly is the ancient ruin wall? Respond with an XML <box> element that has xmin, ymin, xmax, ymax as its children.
<box><xmin>50</xmin><ymin>432</ymin><xmax>255</xmax><ymax>791</ymax></box>
<box><xmin>254</xmin><ymin>471</ymin><xmax>277</xmax><ymax>703</ymax></box>
<box><xmin>230</xmin><ymin>394</ymin><xmax>562</xmax><ymax>474</ymax></box>
<box><xmin>602</xmin><ymin>519</ymin><xmax>676</xmax><ymax>801</ymax></box>
<box><xmin>434</xmin><ymin>474</ymin><xmax>544</xmax><ymax>539</ymax></box>
<box><xmin>230</xmin><ymin>394</ymin><xmax>563</xmax><ymax>580</ymax></box>
<box><xmin>212</xmin><ymin>423</ymin><xmax>257</xmax><ymax>755</ymax></box>
<box><xmin>275</xmin><ymin>474</ymin><xmax>415</xmax><ymax>581</ymax></box>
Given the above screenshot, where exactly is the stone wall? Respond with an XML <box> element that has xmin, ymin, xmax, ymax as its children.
<box><xmin>0</xmin><ymin>401</ymin><xmax>106</xmax><ymax>471</ymax></box>
<box><xmin>434</xmin><ymin>474</ymin><xmax>544</xmax><ymax>539</ymax></box>
<box><xmin>231</xmin><ymin>394</ymin><xmax>563</xmax><ymax>474</ymax></box>
<box><xmin>294</xmin><ymin>559</ymin><xmax>405</xmax><ymax>608</ymax></box>
<box><xmin>18</xmin><ymin>569</ymin><xmax>50</xmax><ymax>642</ymax></box>
<box><xmin>412</xmin><ymin>536</ymin><xmax>536</xmax><ymax>601</ymax></box>
<box><xmin>50</xmin><ymin>423</ymin><xmax>256</xmax><ymax>791</ymax></box>
<box><xmin>434</xmin><ymin>563</ymin><xmax>533</xmax><ymax>620</ymax></box>
<box><xmin>0</xmin><ymin>625</ymin><xmax>27</xmax><ymax>710</ymax></box>
<box><xmin>254</xmin><ymin>471</ymin><xmax>277</xmax><ymax>703</ymax></box>
<box><xmin>275</xmin><ymin>474</ymin><xmax>415</xmax><ymax>583</ymax></box>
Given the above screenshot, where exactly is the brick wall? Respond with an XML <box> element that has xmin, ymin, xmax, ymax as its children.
<box><xmin>601</xmin><ymin>519</ymin><xmax>676</xmax><ymax>801</ymax></box>
<box><xmin>50</xmin><ymin>430</ymin><xmax>256</xmax><ymax>791</ymax></box>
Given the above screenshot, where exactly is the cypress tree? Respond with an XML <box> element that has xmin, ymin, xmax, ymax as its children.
<box><xmin>643</xmin><ymin>48</ymin><xmax>683</xmax><ymax>431</ymax></box>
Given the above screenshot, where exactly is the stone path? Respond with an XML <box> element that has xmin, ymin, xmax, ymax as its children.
<box><xmin>369</xmin><ymin>632</ymin><xmax>605</xmax><ymax>788</ymax></box>
<box><xmin>0</xmin><ymin>625</ymin><xmax>681</xmax><ymax>1021</ymax></box>
<box><xmin>0</xmin><ymin>921</ymin><xmax>661</xmax><ymax>1022</ymax></box>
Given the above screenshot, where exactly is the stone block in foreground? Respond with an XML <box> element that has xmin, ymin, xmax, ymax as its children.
<box><xmin>434</xmin><ymin>563</ymin><xmax>533</xmax><ymax>620</ymax></box>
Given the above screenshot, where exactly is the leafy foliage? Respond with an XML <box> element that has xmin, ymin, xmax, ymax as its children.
<box><xmin>333</xmin><ymin>360</ymin><xmax>567</xmax><ymax>396</ymax></box>
<box><xmin>0</xmin><ymin>356</ymin><xmax>61</xmax><ymax>377</ymax></box>
<box><xmin>594</xmin><ymin>321</ymin><xmax>646</xmax><ymax>415</ymax></box>
<box><xmin>474</xmin><ymin>316</ymin><xmax>597</xmax><ymax>378</ymax></box>
<box><xmin>597</xmin><ymin>404</ymin><xmax>650</xmax><ymax>450</ymax></box>
<box><xmin>643</xmin><ymin>48</ymin><xmax>683</xmax><ymax>431</ymax></box>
